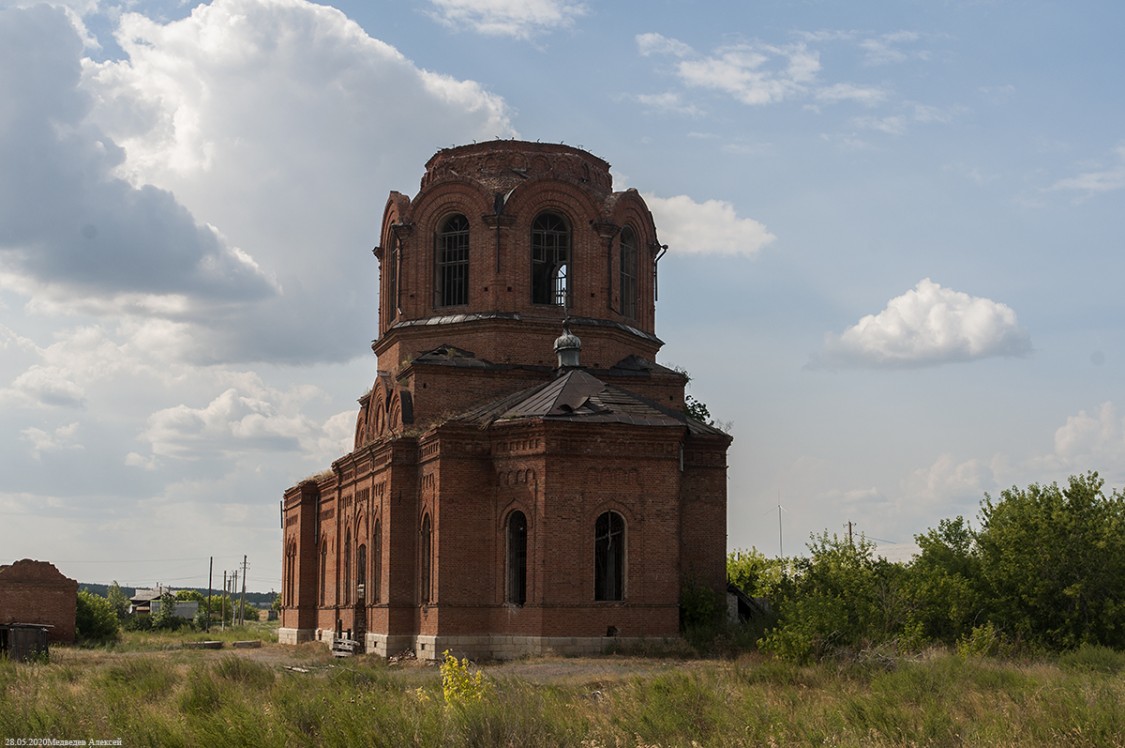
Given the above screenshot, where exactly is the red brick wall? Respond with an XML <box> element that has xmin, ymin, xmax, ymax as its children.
<box><xmin>282</xmin><ymin>141</ymin><xmax>731</xmax><ymax>653</ymax></box>
<box><xmin>0</xmin><ymin>559</ymin><xmax>77</xmax><ymax>643</ymax></box>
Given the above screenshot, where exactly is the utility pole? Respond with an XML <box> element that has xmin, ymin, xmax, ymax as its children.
<box><xmin>846</xmin><ymin>520</ymin><xmax>855</xmax><ymax>547</ymax></box>
<box><xmin>239</xmin><ymin>555</ymin><xmax>248</xmax><ymax>627</ymax></box>
<box><xmin>206</xmin><ymin>557</ymin><xmax>213</xmax><ymax>632</ymax></box>
<box><xmin>221</xmin><ymin>570</ymin><xmax>226</xmax><ymax>632</ymax></box>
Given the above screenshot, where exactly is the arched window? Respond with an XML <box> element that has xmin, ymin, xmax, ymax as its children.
<box><xmin>619</xmin><ymin>227</ymin><xmax>637</xmax><ymax>319</ymax></box>
<box><xmin>356</xmin><ymin>544</ymin><xmax>366</xmax><ymax>602</ymax></box>
<box><xmin>506</xmin><ymin>511</ymin><xmax>527</xmax><ymax>605</ymax></box>
<box><xmin>344</xmin><ymin>528</ymin><xmax>351</xmax><ymax>605</ymax></box>
<box><xmin>595</xmin><ymin>511</ymin><xmax>625</xmax><ymax>601</ymax></box>
<box><xmin>373</xmin><ymin>519</ymin><xmax>382</xmax><ymax>603</ymax></box>
<box><xmin>420</xmin><ymin>514</ymin><xmax>432</xmax><ymax>604</ymax></box>
<box><xmin>436</xmin><ymin>214</ymin><xmax>469</xmax><ymax>307</ymax></box>
<box><xmin>319</xmin><ymin>541</ymin><xmax>327</xmax><ymax>607</ymax></box>
<box><xmin>531</xmin><ymin>213</ymin><xmax>570</xmax><ymax>306</ymax></box>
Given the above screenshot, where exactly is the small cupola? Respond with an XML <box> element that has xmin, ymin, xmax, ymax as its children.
<box><xmin>554</xmin><ymin>321</ymin><xmax>582</xmax><ymax>369</ymax></box>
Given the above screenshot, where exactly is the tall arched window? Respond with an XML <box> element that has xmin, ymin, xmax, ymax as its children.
<box><xmin>619</xmin><ymin>227</ymin><xmax>637</xmax><ymax>319</ymax></box>
<box><xmin>436</xmin><ymin>214</ymin><xmax>469</xmax><ymax>307</ymax></box>
<box><xmin>344</xmin><ymin>528</ymin><xmax>351</xmax><ymax>605</ymax></box>
<box><xmin>319</xmin><ymin>541</ymin><xmax>327</xmax><ymax>606</ymax></box>
<box><xmin>420</xmin><ymin>514</ymin><xmax>432</xmax><ymax>604</ymax></box>
<box><xmin>506</xmin><ymin>511</ymin><xmax>527</xmax><ymax>605</ymax></box>
<box><xmin>531</xmin><ymin>213</ymin><xmax>570</xmax><ymax>306</ymax></box>
<box><xmin>373</xmin><ymin>519</ymin><xmax>382</xmax><ymax>604</ymax></box>
<box><xmin>356</xmin><ymin>544</ymin><xmax>366</xmax><ymax>602</ymax></box>
<box><xmin>595</xmin><ymin>511</ymin><xmax>625</xmax><ymax>601</ymax></box>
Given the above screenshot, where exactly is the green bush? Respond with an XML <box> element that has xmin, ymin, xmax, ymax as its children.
<box><xmin>76</xmin><ymin>590</ymin><xmax>120</xmax><ymax>644</ymax></box>
<box><xmin>1057</xmin><ymin>643</ymin><xmax>1125</xmax><ymax>674</ymax></box>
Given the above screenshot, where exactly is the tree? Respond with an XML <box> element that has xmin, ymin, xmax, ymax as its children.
<box><xmin>105</xmin><ymin>581</ymin><xmax>130</xmax><ymax>621</ymax></box>
<box><xmin>151</xmin><ymin>592</ymin><xmax>182</xmax><ymax>630</ymax></box>
<box><xmin>76</xmin><ymin>590</ymin><xmax>120</xmax><ymax>643</ymax></box>
<box><xmin>975</xmin><ymin>472</ymin><xmax>1125</xmax><ymax>648</ymax></box>
<box><xmin>684</xmin><ymin>394</ymin><xmax>712</xmax><ymax>425</ymax></box>
<box><xmin>727</xmin><ymin>548</ymin><xmax>789</xmax><ymax>599</ymax></box>
<box><xmin>900</xmin><ymin>516</ymin><xmax>985</xmax><ymax>643</ymax></box>
<box><xmin>758</xmin><ymin>533</ymin><xmax>904</xmax><ymax>662</ymax></box>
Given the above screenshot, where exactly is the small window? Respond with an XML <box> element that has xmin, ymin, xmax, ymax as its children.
<box><xmin>506</xmin><ymin>511</ymin><xmax>528</xmax><ymax>605</ymax></box>
<box><xmin>620</xmin><ymin>227</ymin><xmax>637</xmax><ymax>319</ymax></box>
<box><xmin>420</xmin><ymin>514</ymin><xmax>432</xmax><ymax>604</ymax></box>
<box><xmin>436</xmin><ymin>214</ymin><xmax>470</xmax><ymax>306</ymax></box>
<box><xmin>531</xmin><ymin>213</ymin><xmax>570</xmax><ymax>306</ymax></box>
<box><xmin>594</xmin><ymin>511</ymin><xmax>625</xmax><ymax>601</ymax></box>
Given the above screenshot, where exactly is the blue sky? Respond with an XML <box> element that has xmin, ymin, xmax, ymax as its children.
<box><xmin>2</xmin><ymin>0</ymin><xmax>1123</xmax><ymax>589</ymax></box>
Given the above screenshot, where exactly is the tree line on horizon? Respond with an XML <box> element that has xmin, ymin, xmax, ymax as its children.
<box><xmin>726</xmin><ymin>471</ymin><xmax>1125</xmax><ymax>662</ymax></box>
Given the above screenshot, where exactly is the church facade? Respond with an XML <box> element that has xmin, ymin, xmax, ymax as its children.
<box><xmin>279</xmin><ymin>140</ymin><xmax>731</xmax><ymax>660</ymax></box>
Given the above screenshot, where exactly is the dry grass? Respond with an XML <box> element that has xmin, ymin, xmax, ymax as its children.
<box><xmin>2</xmin><ymin>635</ymin><xmax>1124</xmax><ymax>747</ymax></box>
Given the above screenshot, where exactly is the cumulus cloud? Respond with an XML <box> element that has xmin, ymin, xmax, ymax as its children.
<box><xmin>1038</xmin><ymin>402</ymin><xmax>1125</xmax><ymax>476</ymax></box>
<box><xmin>903</xmin><ymin>454</ymin><xmax>997</xmax><ymax>511</ymax></box>
<box><xmin>21</xmin><ymin>422</ymin><xmax>83</xmax><ymax>459</ymax></box>
<box><xmin>813</xmin><ymin>278</ymin><xmax>1032</xmax><ymax>368</ymax></box>
<box><xmin>643</xmin><ymin>194</ymin><xmax>776</xmax><ymax>256</ymax></box>
<box><xmin>139</xmin><ymin>387</ymin><xmax>315</xmax><ymax>461</ymax></box>
<box><xmin>426</xmin><ymin>0</ymin><xmax>586</xmax><ymax>38</ymax></box>
<box><xmin>5</xmin><ymin>366</ymin><xmax>86</xmax><ymax>408</ymax></box>
<box><xmin>0</xmin><ymin>5</ymin><xmax>277</xmax><ymax>309</ymax></box>
<box><xmin>132</xmin><ymin>374</ymin><xmax>354</xmax><ymax>467</ymax></box>
<box><xmin>80</xmin><ymin>0</ymin><xmax>514</xmax><ymax>364</ymax></box>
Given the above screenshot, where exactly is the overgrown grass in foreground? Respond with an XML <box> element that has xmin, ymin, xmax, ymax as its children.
<box><xmin>2</xmin><ymin>645</ymin><xmax>1124</xmax><ymax>747</ymax></box>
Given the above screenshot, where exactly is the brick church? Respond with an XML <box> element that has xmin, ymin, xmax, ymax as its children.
<box><xmin>279</xmin><ymin>140</ymin><xmax>731</xmax><ymax>659</ymax></box>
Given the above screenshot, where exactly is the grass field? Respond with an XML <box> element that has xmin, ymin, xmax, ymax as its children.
<box><xmin>2</xmin><ymin>628</ymin><xmax>1124</xmax><ymax>747</ymax></box>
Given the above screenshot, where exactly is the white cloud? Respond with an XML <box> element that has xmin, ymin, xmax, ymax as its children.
<box><xmin>815</xmin><ymin>278</ymin><xmax>1032</xmax><ymax>368</ymax></box>
<box><xmin>4</xmin><ymin>365</ymin><xmax>86</xmax><ymax>408</ymax></box>
<box><xmin>675</xmin><ymin>42</ymin><xmax>820</xmax><ymax>106</ymax></box>
<box><xmin>1051</xmin><ymin>143</ymin><xmax>1125</xmax><ymax>196</ymax></box>
<box><xmin>139</xmin><ymin>386</ymin><xmax>316</xmax><ymax>461</ymax></box>
<box><xmin>816</xmin><ymin>82</ymin><xmax>888</xmax><ymax>106</ymax></box>
<box><xmin>636</xmin><ymin>32</ymin><xmax>693</xmax><ymax>58</ymax></box>
<box><xmin>1038</xmin><ymin>402</ymin><xmax>1125</xmax><ymax>476</ymax></box>
<box><xmin>643</xmin><ymin>194</ymin><xmax>776</xmax><ymax>256</ymax></box>
<box><xmin>903</xmin><ymin>454</ymin><xmax>997</xmax><ymax>511</ymax></box>
<box><xmin>858</xmin><ymin>31</ymin><xmax>925</xmax><ymax>66</ymax></box>
<box><xmin>427</xmin><ymin>0</ymin><xmax>586</xmax><ymax>39</ymax></box>
<box><xmin>80</xmin><ymin>0</ymin><xmax>514</xmax><ymax>365</ymax></box>
<box><xmin>21</xmin><ymin>422</ymin><xmax>83</xmax><ymax>459</ymax></box>
<box><xmin>0</xmin><ymin>5</ymin><xmax>277</xmax><ymax>310</ymax></box>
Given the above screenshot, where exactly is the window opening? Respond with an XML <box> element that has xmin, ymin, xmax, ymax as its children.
<box><xmin>531</xmin><ymin>213</ymin><xmax>570</xmax><ymax>306</ymax></box>
<box><xmin>356</xmin><ymin>544</ymin><xmax>366</xmax><ymax>602</ymax></box>
<box><xmin>436</xmin><ymin>214</ymin><xmax>470</xmax><ymax>306</ymax></box>
<box><xmin>420</xmin><ymin>514</ymin><xmax>432</xmax><ymax>604</ymax></box>
<box><xmin>595</xmin><ymin>511</ymin><xmax>625</xmax><ymax>601</ymax></box>
<box><xmin>506</xmin><ymin>511</ymin><xmax>527</xmax><ymax>605</ymax></box>
<box><xmin>620</xmin><ymin>227</ymin><xmax>637</xmax><ymax>319</ymax></box>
